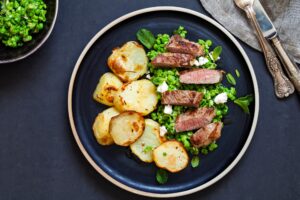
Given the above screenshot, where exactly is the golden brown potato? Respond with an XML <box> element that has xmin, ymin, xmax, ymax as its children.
<box><xmin>93</xmin><ymin>72</ymin><xmax>123</xmax><ymax>106</ymax></box>
<box><xmin>153</xmin><ymin>141</ymin><xmax>189</xmax><ymax>173</ymax></box>
<box><xmin>109</xmin><ymin>111</ymin><xmax>145</xmax><ymax>146</ymax></box>
<box><xmin>108</xmin><ymin>41</ymin><xmax>148</xmax><ymax>82</ymax></box>
<box><xmin>92</xmin><ymin>107</ymin><xmax>120</xmax><ymax>145</ymax></box>
<box><xmin>113</xmin><ymin>79</ymin><xmax>158</xmax><ymax>116</ymax></box>
<box><xmin>130</xmin><ymin>119</ymin><xmax>165</xmax><ymax>163</ymax></box>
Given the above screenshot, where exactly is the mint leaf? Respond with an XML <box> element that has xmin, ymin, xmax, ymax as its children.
<box><xmin>136</xmin><ymin>28</ymin><xmax>155</xmax><ymax>49</ymax></box>
<box><xmin>212</xmin><ymin>46</ymin><xmax>222</xmax><ymax>61</ymax></box>
<box><xmin>234</xmin><ymin>94</ymin><xmax>254</xmax><ymax>114</ymax></box>
<box><xmin>156</xmin><ymin>169</ymin><xmax>168</xmax><ymax>184</ymax></box>
<box><xmin>226</xmin><ymin>73</ymin><xmax>236</xmax><ymax>86</ymax></box>
<box><xmin>235</xmin><ymin>69</ymin><xmax>240</xmax><ymax>78</ymax></box>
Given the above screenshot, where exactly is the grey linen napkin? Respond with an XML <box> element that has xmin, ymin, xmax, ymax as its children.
<box><xmin>200</xmin><ymin>0</ymin><xmax>300</xmax><ymax>63</ymax></box>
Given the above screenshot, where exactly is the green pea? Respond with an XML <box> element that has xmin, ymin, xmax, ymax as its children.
<box><xmin>205</xmin><ymin>40</ymin><xmax>212</xmax><ymax>47</ymax></box>
<box><xmin>23</xmin><ymin>35</ymin><xmax>32</xmax><ymax>42</ymax></box>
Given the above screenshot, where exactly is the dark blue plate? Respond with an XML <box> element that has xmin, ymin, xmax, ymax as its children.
<box><xmin>68</xmin><ymin>7</ymin><xmax>259</xmax><ymax>197</ymax></box>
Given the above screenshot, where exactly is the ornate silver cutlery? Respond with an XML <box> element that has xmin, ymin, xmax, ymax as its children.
<box><xmin>234</xmin><ymin>0</ymin><xmax>294</xmax><ymax>98</ymax></box>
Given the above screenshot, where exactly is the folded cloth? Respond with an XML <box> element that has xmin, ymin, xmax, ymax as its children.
<box><xmin>200</xmin><ymin>0</ymin><xmax>300</xmax><ymax>63</ymax></box>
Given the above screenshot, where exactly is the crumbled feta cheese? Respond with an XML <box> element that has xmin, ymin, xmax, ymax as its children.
<box><xmin>159</xmin><ymin>126</ymin><xmax>168</xmax><ymax>137</ymax></box>
<box><xmin>198</xmin><ymin>56</ymin><xmax>209</xmax><ymax>65</ymax></box>
<box><xmin>146</xmin><ymin>74</ymin><xmax>151</xmax><ymax>79</ymax></box>
<box><xmin>214</xmin><ymin>92</ymin><xmax>228</xmax><ymax>104</ymax></box>
<box><xmin>191</xmin><ymin>59</ymin><xmax>200</xmax><ymax>66</ymax></box>
<box><xmin>157</xmin><ymin>81</ymin><xmax>168</xmax><ymax>93</ymax></box>
<box><xmin>191</xmin><ymin>57</ymin><xmax>209</xmax><ymax>66</ymax></box>
<box><xmin>163</xmin><ymin>105</ymin><xmax>173</xmax><ymax>114</ymax></box>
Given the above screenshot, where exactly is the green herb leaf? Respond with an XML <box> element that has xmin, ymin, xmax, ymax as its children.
<box><xmin>191</xmin><ymin>156</ymin><xmax>200</xmax><ymax>168</ymax></box>
<box><xmin>235</xmin><ymin>69</ymin><xmax>240</xmax><ymax>78</ymax></box>
<box><xmin>143</xmin><ymin>146</ymin><xmax>153</xmax><ymax>153</ymax></box>
<box><xmin>226</xmin><ymin>73</ymin><xmax>236</xmax><ymax>86</ymax></box>
<box><xmin>163</xmin><ymin>152</ymin><xmax>167</xmax><ymax>156</ymax></box>
<box><xmin>212</xmin><ymin>46</ymin><xmax>222</xmax><ymax>61</ymax></box>
<box><xmin>234</xmin><ymin>94</ymin><xmax>254</xmax><ymax>114</ymax></box>
<box><xmin>156</xmin><ymin>169</ymin><xmax>168</xmax><ymax>184</ymax></box>
<box><xmin>136</xmin><ymin>28</ymin><xmax>155</xmax><ymax>49</ymax></box>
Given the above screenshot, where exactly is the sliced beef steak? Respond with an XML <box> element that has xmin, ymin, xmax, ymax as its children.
<box><xmin>166</xmin><ymin>35</ymin><xmax>205</xmax><ymax>57</ymax></box>
<box><xmin>190</xmin><ymin>122</ymin><xmax>223</xmax><ymax>148</ymax></box>
<box><xmin>162</xmin><ymin>90</ymin><xmax>203</xmax><ymax>107</ymax></box>
<box><xmin>180</xmin><ymin>69</ymin><xmax>223</xmax><ymax>84</ymax></box>
<box><xmin>175</xmin><ymin>107</ymin><xmax>216</xmax><ymax>132</ymax></box>
<box><xmin>151</xmin><ymin>53</ymin><xmax>195</xmax><ymax>68</ymax></box>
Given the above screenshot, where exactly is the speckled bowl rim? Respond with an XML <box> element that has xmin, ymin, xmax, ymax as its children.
<box><xmin>68</xmin><ymin>6</ymin><xmax>260</xmax><ymax>198</ymax></box>
<box><xmin>0</xmin><ymin>0</ymin><xmax>59</xmax><ymax>64</ymax></box>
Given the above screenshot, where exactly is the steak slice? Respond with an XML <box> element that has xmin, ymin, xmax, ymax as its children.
<box><xmin>190</xmin><ymin>122</ymin><xmax>223</xmax><ymax>148</ymax></box>
<box><xmin>166</xmin><ymin>35</ymin><xmax>205</xmax><ymax>57</ymax></box>
<box><xmin>180</xmin><ymin>69</ymin><xmax>223</xmax><ymax>84</ymax></box>
<box><xmin>175</xmin><ymin>107</ymin><xmax>216</xmax><ymax>132</ymax></box>
<box><xmin>151</xmin><ymin>53</ymin><xmax>195</xmax><ymax>68</ymax></box>
<box><xmin>162</xmin><ymin>90</ymin><xmax>203</xmax><ymax>107</ymax></box>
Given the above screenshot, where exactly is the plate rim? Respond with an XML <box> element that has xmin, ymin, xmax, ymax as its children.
<box><xmin>67</xmin><ymin>6</ymin><xmax>260</xmax><ymax>198</ymax></box>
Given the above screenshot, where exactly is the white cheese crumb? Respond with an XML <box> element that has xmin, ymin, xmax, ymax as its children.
<box><xmin>159</xmin><ymin>126</ymin><xmax>168</xmax><ymax>137</ymax></box>
<box><xmin>214</xmin><ymin>92</ymin><xmax>228</xmax><ymax>104</ymax></box>
<box><xmin>163</xmin><ymin>105</ymin><xmax>173</xmax><ymax>114</ymax></box>
<box><xmin>191</xmin><ymin>59</ymin><xmax>200</xmax><ymax>66</ymax></box>
<box><xmin>146</xmin><ymin>74</ymin><xmax>151</xmax><ymax>79</ymax></box>
<box><xmin>157</xmin><ymin>81</ymin><xmax>168</xmax><ymax>93</ymax></box>
<box><xmin>198</xmin><ymin>56</ymin><xmax>209</xmax><ymax>65</ymax></box>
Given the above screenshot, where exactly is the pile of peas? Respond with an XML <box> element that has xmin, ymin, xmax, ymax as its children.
<box><xmin>0</xmin><ymin>0</ymin><xmax>47</xmax><ymax>47</ymax></box>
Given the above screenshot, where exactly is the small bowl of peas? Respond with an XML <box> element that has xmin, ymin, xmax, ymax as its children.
<box><xmin>0</xmin><ymin>0</ymin><xmax>58</xmax><ymax>64</ymax></box>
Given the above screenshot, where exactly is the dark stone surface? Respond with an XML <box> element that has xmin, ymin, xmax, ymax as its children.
<box><xmin>0</xmin><ymin>0</ymin><xmax>299</xmax><ymax>199</ymax></box>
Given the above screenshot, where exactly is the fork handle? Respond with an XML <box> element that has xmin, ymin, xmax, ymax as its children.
<box><xmin>245</xmin><ymin>6</ymin><xmax>294</xmax><ymax>98</ymax></box>
<box><xmin>271</xmin><ymin>36</ymin><xmax>300</xmax><ymax>94</ymax></box>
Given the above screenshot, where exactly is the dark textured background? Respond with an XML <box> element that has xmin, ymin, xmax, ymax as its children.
<box><xmin>0</xmin><ymin>0</ymin><xmax>299</xmax><ymax>199</ymax></box>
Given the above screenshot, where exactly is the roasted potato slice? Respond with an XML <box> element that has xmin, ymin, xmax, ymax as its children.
<box><xmin>113</xmin><ymin>79</ymin><xmax>158</xmax><ymax>116</ymax></box>
<box><xmin>108</xmin><ymin>41</ymin><xmax>148</xmax><ymax>82</ymax></box>
<box><xmin>109</xmin><ymin>111</ymin><xmax>145</xmax><ymax>146</ymax></box>
<box><xmin>153</xmin><ymin>141</ymin><xmax>189</xmax><ymax>173</ymax></box>
<box><xmin>92</xmin><ymin>107</ymin><xmax>120</xmax><ymax>145</ymax></box>
<box><xmin>130</xmin><ymin>119</ymin><xmax>165</xmax><ymax>163</ymax></box>
<box><xmin>93</xmin><ymin>72</ymin><xmax>123</xmax><ymax>106</ymax></box>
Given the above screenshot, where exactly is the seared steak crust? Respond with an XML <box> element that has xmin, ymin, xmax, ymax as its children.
<box><xmin>151</xmin><ymin>53</ymin><xmax>195</xmax><ymax>68</ymax></box>
<box><xmin>190</xmin><ymin>122</ymin><xmax>223</xmax><ymax>148</ymax></box>
<box><xmin>162</xmin><ymin>90</ymin><xmax>203</xmax><ymax>107</ymax></box>
<box><xmin>166</xmin><ymin>35</ymin><xmax>205</xmax><ymax>57</ymax></box>
<box><xmin>175</xmin><ymin>107</ymin><xmax>216</xmax><ymax>132</ymax></box>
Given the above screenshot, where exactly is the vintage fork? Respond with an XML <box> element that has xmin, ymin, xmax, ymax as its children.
<box><xmin>234</xmin><ymin>0</ymin><xmax>294</xmax><ymax>98</ymax></box>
